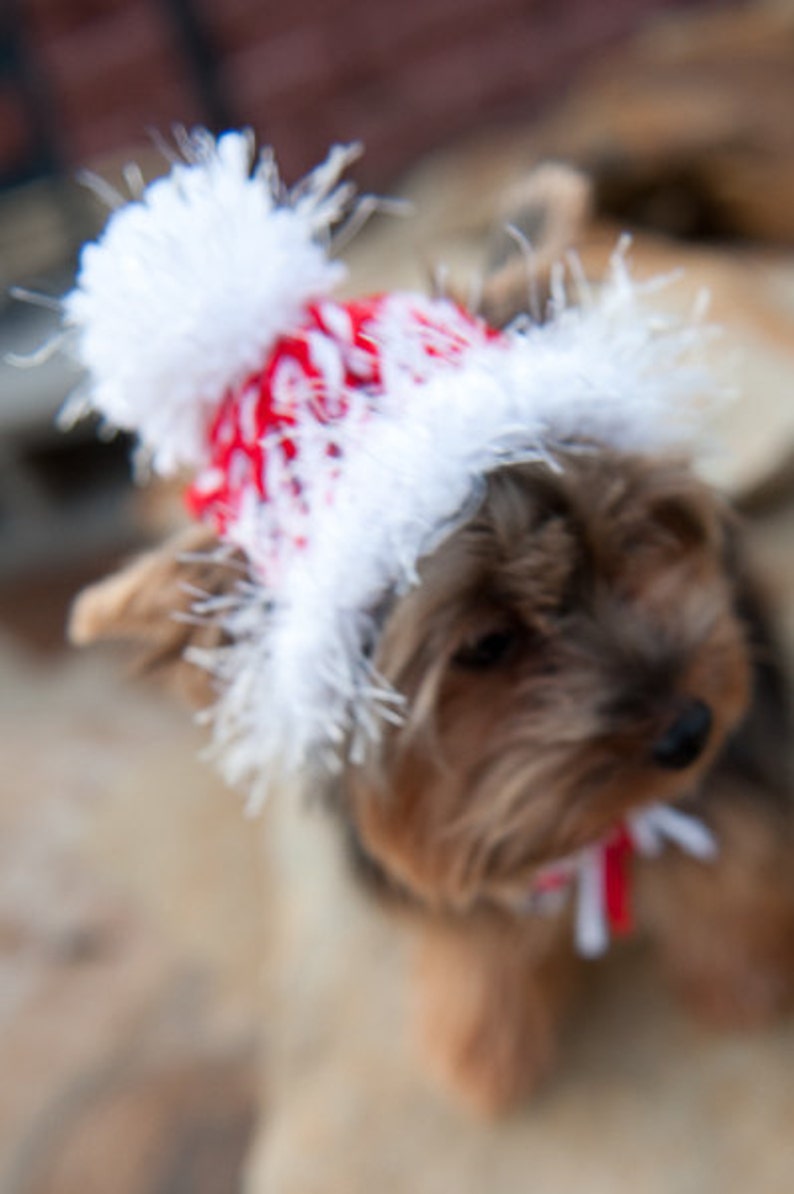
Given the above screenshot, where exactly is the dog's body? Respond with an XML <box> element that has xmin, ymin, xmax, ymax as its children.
<box><xmin>347</xmin><ymin>449</ymin><xmax>794</xmax><ymax>1111</ymax></box>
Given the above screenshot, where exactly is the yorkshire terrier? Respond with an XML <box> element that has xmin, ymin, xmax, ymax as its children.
<box><xmin>67</xmin><ymin>140</ymin><xmax>794</xmax><ymax>1117</ymax></box>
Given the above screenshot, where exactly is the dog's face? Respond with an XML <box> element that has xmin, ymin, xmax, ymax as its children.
<box><xmin>347</xmin><ymin>449</ymin><xmax>751</xmax><ymax>911</ymax></box>
<box><xmin>70</xmin><ymin>446</ymin><xmax>752</xmax><ymax>918</ymax></box>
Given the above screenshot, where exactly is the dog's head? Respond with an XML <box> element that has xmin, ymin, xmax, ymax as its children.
<box><xmin>344</xmin><ymin>447</ymin><xmax>750</xmax><ymax>911</ymax></box>
<box><xmin>73</xmin><ymin>446</ymin><xmax>751</xmax><ymax>916</ymax></box>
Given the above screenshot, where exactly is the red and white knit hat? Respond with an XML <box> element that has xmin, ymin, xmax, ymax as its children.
<box><xmin>63</xmin><ymin>130</ymin><xmax>714</xmax><ymax>806</ymax></box>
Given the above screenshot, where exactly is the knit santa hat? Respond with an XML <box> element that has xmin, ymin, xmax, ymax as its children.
<box><xmin>62</xmin><ymin>129</ymin><xmax>715</xmax><ymax>807</ymax></box>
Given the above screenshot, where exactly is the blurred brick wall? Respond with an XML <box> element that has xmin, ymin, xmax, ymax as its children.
<box><xmin>16</xmin><ymin>0</ymin><xmax>204</xmax><ymax>172</ymax></box>
<box><xmin>12</xmin><ymin>0</ymin><xmax>721</xmax><ymax>186</ymax></box>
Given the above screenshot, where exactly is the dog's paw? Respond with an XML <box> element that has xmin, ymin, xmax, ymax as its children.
<box><xmin>421</xmin><ymin>1004</ymin><xmax>554</xmax><ymax>1117</ymax></box>
<box><xmin>413</xmin><ymin>920</ymin><xmax>568</xmax><ymax>1117</ymax></box>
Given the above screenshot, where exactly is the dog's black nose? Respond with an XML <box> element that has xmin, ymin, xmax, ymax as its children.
<box><xmin>652</xmin><ymin>700</ymin><xmax>713</xmax><ymax>770</ymax></box>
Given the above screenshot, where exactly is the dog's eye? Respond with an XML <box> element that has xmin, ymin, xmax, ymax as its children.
<box><xmin>453</xmin><ymin>629</ymin><xmax>517</xmax><ymax>670</ymax></box>
<box><xmin>651</xmin><ymin>497</ymin><xmax>710</xmax><ymax>549</ymax></box>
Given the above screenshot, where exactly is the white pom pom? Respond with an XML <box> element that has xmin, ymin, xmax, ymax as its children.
<box><xmin>64</xmin><ymin>130</ymin><xmax>358</xmax><ymax>474</ymax></box>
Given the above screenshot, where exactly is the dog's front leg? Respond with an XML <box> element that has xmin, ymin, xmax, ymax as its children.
<box><xmin>412</xmin><ymin>909</ymin><xmax>578</xmax><ymax>1116</ymax></box>
<box><xmin>639</xmin><ymin>788</ymin><xmax>794</xmax><ymax>1029</ymax></box>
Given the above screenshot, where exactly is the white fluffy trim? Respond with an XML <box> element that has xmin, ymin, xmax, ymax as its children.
<box><xmin>63</xmin><ymin>130</ymin><xmax>355</xmax><ymax>473</ymax></box>
<box><xmin>187</xmin><ymin>260</ymin><xmax>719</xmax><ymax>804</ymax></box>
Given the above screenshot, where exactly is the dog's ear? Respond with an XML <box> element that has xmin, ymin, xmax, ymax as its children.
<box><xmin>478</xmin><ymin>163</ymin><xmax>593</xmax><ymax>329</ymax></box>
<box><xmin>69</xmin><ymin>523</ymin><xmax>236</xmax><ymax>706</ymax></box>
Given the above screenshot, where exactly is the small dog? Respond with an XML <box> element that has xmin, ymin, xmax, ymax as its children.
<box><xmin>72</xmin><ymin>442</ymin><xmax>794</xmax><ymax>1115</ymax></box>
<box><xmin>68</xmin><ymin>139</ymin><xmax>794</xmax><ymax>1117</ymax></box>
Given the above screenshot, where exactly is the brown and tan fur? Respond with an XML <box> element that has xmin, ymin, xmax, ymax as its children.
<box><xmin>70</xmin><ymin>170</ymin><xmax>794</xmax><ymax>1118</ymax></box>
<box><xmin>71</xmin><ymin>445</ymin><xmax>794</xmax><ymax>1116</ymax></box>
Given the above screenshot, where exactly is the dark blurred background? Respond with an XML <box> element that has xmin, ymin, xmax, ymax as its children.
<box><xmin>1</xmin><ymin>0</ymin><xmax>725</xmax><ymax>190</ymax></box>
